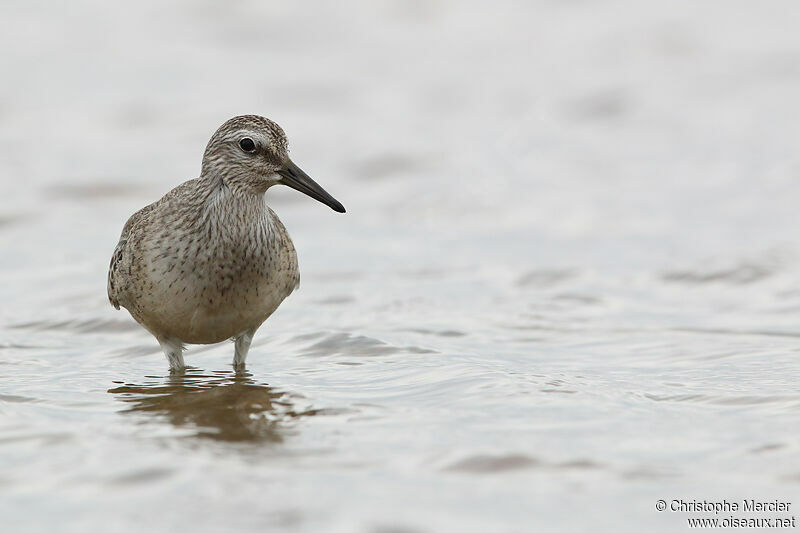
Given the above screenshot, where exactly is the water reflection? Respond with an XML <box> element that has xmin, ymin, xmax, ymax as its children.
<box><xmin>108</xmin><ymin>369</ymin><xmax>318</xmax><ymax>442</ymax></box>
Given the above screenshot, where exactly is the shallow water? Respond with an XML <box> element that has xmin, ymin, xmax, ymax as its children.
<box><xmin>1</xmin><ymin>1</ymin><xmax>800</xmax><ymax>531</ymax></box>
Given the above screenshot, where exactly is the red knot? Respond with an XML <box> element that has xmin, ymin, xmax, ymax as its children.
<box><xmin>107</xmin><ymin>115</ymin><xmax>345</xmax><ymax>371</ymax></box>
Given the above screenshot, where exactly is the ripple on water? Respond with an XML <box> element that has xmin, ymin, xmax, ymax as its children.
<box><xmin>0</xmin><ymin>432</ymin><xmax>73</xmax><ymax>446</ymax></box>
<box><xmin>0</xmin><ymin>343</ymin><xmax>49</xmax><ymax>351</ymax></box>
<box><xmin>670</xmin><ymin>326</ymin><xmax>800</xmax><ymax>340</ymax></box>
<box><xmin>662</xmin><ymin>262</ymin><xmax>775</xmax><ymax>285</ymax></box>
<box><xmin>0</xmin><ymin>213</ymin><xmax>26</xmax><ymax>229</ymax></box>
<box><xmin>0</xmin><ymin>394</ymin><xmax>38</xmax><ymax>403</ymax></box>
<box><xmin>109</xmin><ymin>344</ymin><xmax>160</xmax><ymax>358</ymax></box>
<box><xmin>444</xmin><ymin>453</ymin><xmax>540</xmax><ymax>474</ymax></box>
<box><xmin>297</xmin><ymin>332</ymin><xmax>436</xmax><ymax>358</ymax></box>
<box><xmin>644</xmin><ymin>392</ymin><xmax>799</xmax><ymax>406</ymax></box>
<box><xmin>516</xmin><ymin>268</ymin><xmax>578</xmax><ymax>288</ymax></box>
<box><xmin>749</xmin><ymin>443</ymin><xmax>787</xmax><ymax>454</ymax></box>
<box><xmin>12</xmin><ymin>318</ymin><xmax>142</xmax><ymax>334</ymax></box>
<box><xmin>403</xmin><ymin>328</ymin><xmax>467</xmax><ymax>338</ymax></box>
<box><xmin>442</xmin><ymin>454</ymin><xmax>603</xmax><ymax>475</ymax></box>
<box><xmin>621</xmin><ymin>466</ymin><xmax>680</xmax><ymax>480</ymax></box>
<box><xmin>540</xmin><ymin>379</ymin><xmax>578</xmax><ymax>394</ymax></box>
<box><xmin>566</xmin><ymin>89</ymin><xmax>631</xmax><ymax>121</ymax></box>
<box><xmin>107</xmin><ymin>467</ymin><xmax>175</xmax><ymax>486</ymax></box>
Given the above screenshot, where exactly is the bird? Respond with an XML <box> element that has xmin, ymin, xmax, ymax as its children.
<box><xmin>107</xmin><ymin>115</ymin><xmax>345</xmax><ymax>371</ymax></box>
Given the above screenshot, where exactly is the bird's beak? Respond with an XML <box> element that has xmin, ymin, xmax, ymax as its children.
<box><xmin>277</xmin><ymin>160</ymin><xmax>346</xmax><ymax>213</ymax></box>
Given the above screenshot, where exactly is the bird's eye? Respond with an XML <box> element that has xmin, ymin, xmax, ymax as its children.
<box><xmin>239</xmin><ymin>138</ymin><xmax>256</xmax><ymax>152</ymax></box>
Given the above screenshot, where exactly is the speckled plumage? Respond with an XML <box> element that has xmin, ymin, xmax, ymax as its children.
<box><xmin>108</xmin><ymin>115</ymin><xmax>345</xmax><ymax>371</ymax></box>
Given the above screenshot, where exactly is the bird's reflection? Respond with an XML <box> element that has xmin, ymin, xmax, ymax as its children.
<box><xmin>108</xmin><ymin>368</ymin><xmax>318</xmax><ymax>442</ymax></box>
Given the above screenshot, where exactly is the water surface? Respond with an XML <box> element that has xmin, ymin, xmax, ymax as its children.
<box><xmin>1</xmin><ymin>1</ymin><xmax>799</xmax><ymax>531</ymax></box>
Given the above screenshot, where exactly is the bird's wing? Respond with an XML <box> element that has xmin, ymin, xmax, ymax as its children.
<box><xmin>107</xmin><ymin>179</ymin><xmax>201</xmax><ymax>310</ymax></box>
<box><xmin>107</xmin><ymin>202</ymin><xmax>157</xmax><ymax>310</ymax></box>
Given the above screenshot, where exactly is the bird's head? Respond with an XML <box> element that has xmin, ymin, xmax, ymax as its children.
<box><xmin>201</xmin><ymin>115</ymin><xmax>345</xmax><ymax>213</ymax></box>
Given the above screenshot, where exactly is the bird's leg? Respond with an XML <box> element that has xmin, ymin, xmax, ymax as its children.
<box><xmin>157</xmin><ymin>336</ymin><xmax>185</xmax><ymax>372</ymax></box>
<box><xmin>233</xmin><ymin>329</ymin><xmax>256</xmax><ymax>368</ymax></box>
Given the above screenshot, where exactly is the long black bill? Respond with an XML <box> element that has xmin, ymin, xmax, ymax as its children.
<box><xmin>277</xmin><ymin>160</ymin><xmax>346</xmax><ymax>213</ymax></box>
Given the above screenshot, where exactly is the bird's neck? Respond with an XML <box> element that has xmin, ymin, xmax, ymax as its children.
<box><xmin>194</xmin><ymin>172</ymin><xmax>271</xmax><ymax>226</ymax></box>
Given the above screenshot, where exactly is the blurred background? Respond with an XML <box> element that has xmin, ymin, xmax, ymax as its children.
<box><xmin>1</xmin><ymin>1</ymin><xmax>799</xmax><ymax>532</ymax></box>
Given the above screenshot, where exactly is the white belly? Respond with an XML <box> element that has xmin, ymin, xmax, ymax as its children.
<box><xmin>153</xmin><ymin>281</ymin><xmax>291</xmax><ymax>343</ymax></box>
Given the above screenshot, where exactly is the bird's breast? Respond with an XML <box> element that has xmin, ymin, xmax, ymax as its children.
<box><xmin>132</xmin><ymin>207</ymin><xmax>299</xmax><ymax>343</ymax></box>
